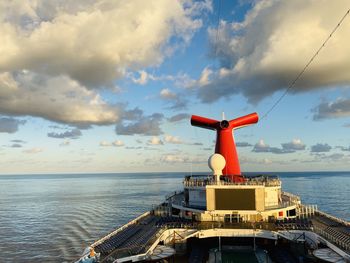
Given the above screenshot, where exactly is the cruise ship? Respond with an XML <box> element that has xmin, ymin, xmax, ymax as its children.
<box><xmin>76</xmin><ymin>112</ymin><xmax>350</xmax><ymax>263</ymax></box>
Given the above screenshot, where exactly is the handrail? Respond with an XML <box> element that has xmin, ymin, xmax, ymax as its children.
<box><xmin>183</xmin><ymin>178</ymin><xmax>281</xmax><ymax>187</ymax></box>
<box><xmin>316</xmin><ymin>210</ymin><xmax>350</xmax><ymax>227</ymax></box>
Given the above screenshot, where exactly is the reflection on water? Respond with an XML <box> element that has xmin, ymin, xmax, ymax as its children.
<box><xmin>0</xmin><ymin>172</ymin><xmax>349</xmax><ymax>262</ymax></box>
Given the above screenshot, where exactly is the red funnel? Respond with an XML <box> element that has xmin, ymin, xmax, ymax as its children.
<box><xmin>191</xmin><ymin>113</ymin><xmax>259</xmax><ymax>182</ymax></box>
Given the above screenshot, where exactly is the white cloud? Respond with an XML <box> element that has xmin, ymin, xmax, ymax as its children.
<box><xmin>160</xmin><ymin>88</ymin><xmax>177</xmax><ymax>100</ymax></box>
<box><xmin>23</xmin><ymin>147</ymin><xmax>43</xmax><ymax>154</ymax></box>
<box><xmin>99</xmin><ymin>140</ymin><xmax>124</xmax><ymax>147</ymax></box>
<box><xmin>262</xmin><ymin>158</ymin><xmax>273</xmax><ymax>165</ymax></box>
<box><xmin>159</xmin><ymin>88</ymin><xmax>188</xmax><ymax>109</ymax></box>
<box><xmin>60</xmin><ymin>140</ymin><xmax>70</xmax><ymax>146</ymax></box>
<box><xmin>112</xmin><ymin>140</ymin><xmax>124</xmax><ymax>147</ymax></box>
<box><xmin>0</xmin><ymin>0</ymin><xmax>210</xmax><ymax>124</ymax></box>
<box><xmin>0</xmin><ymin>0</ymin><xmax>207</xmax><ymax>87</ymax></box>
<box><xmin>161</xmin><ymin>154</ymin><xmax>188</xmax><ymax>163</ymax></box>
<box><xmin>132</xmin><ymin>70</ymin><xmax>150</xmax><ymax>85</ymax></box>
<box><xmin>147</xmin><ymin>137</ymin><xmax>163</xmax><ymax>145</ymax></box>
<box><xmin>253</xmin><ymin>139</ymin><xmax>270</xmax><ymax>152</ymax></box>
<box><xmin>198</xmin><ymin>67</ymin><xmax>213</xmax><ymax>86</ymax></box>
<box><xmin>0</xmin><ymin>72</ymin><xmax>120</xmax><ymax>125</ymax></box>
<box><xmin>159</xmin><ymin>153</ymin><xmax>204</xmax><ymax>164</ymax></box>
<box><xmin>253</xmin><ymin>139</ymin><xmax>305</xmax><ymax>154</ymax></box>
<box><xmin>164</xmin><ymin>135</ymin><xmax>183</xmax><ymax>144</ymax></box>
<box><xmin>198</xmin><ymin>0</ymin><xmax>350</xmax><ymax>103</ymax></box>
<box><xmin>281</xmin><ymin>139</ymin><xmax>306</xmax><ymax>151</ymax></box>
<box><xmin>99</xmin><ymin>141</ymin><xmax>111</xmax><ymax>147</ymax></box>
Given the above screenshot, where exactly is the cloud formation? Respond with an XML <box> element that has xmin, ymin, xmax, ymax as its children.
<box><xmin>147</xmin><ymin>137</ymin><xmax>163</xmax><ymax>145</ymax></box>
<box><xmin>252</xmin><ymin>140</ymin><xmax>286</xmax><ymax>154</ymax></box>
<box><xmin>0</xmin><ymin>0</ymin><xmax>207</xmax><ymax>87</ymax></box>
<box><xmin>131</xmin><ymin>71</ymin><xmax>151</xmax><ymax>85</ymax></box>
<box><xmin>0</xmin><ymin>117</ymin><xmax>26</xmax><ymax>133</ymax></box>
<box><xmin>160</xmin><ymin>154</ymin><xmax>189</xmax><ymax>163</ymax></box>
<box><xmin>253</xmin><ymin>139</ymin><xmax>306</xmax><ymax>154</ymax></box>
<box><xmin>168</xmin><ymin>113</ymin><xmax>190</xmax><ymax>122</ymax></box>
<box><xmin>164</xmin><ymin>135</ymin><xmax>183</xmax><ymax>144</ymax></box>
<box><xmin>0</xmin><ymin>72</ymin><xmax>120</xmax><ymax>125</ymax></box>
<box><xmin>160</xmin><ymin>88</ymin><xmax>177</xmax><ymax>100</ymax></box>
<box><xmin>197</xmin><ymin>0</ymin><xmax>350</xmax><ymax>103</ymax></box>
<box><xmin>159</xmin><ymin>88</ymin><xmax>188</xmax><ymax>110</ymax></box>
<box><xmin>60</xmin><ymin>140</ymin><xmax>70</xmax><ymax>147</ymax></box>
<box><xmin>311</xmin><ymin>152</ymin><xmax>348</xmax><ymax>162</ymax></box>
<box><xmin>236</xmin><ymin>142</ymin><xmax>252</xmax><ymax>147</ymax></box>
<box><xmin>116</xmin><ymin>113</ymin><xmax>164</xmax><ymax>136</ymax></box>
<box><xmin>10</xmin><ymin>144</ymin><xmax>22</xmax><ymax>148</ymax></box>
<box><xmin>48</xmin><ymin>128</ymin><xmax>82</xmax><ymax>139</ymax></box>
<box><xmin>11</xmin><ymin>139</ymin><xmax>26</xmax><ymax>143</ymax></box>
<box><xmin>281</xmin><ymin>139</ymin><xmax>306</xmax><ymax>151</ymax></box>
<box><xmin>0</xmin><ymin>0</ymin><xmax>210</xmax><ymax>124</ymax></box>
<box><xmin>23</xmin><ymin>148</ymin><xmax>43</xmax><ymax>154</ymax></box>
<box><xmin>313</xmin><ymin>98</ymin><xmax>350</xmax><ymax>120</ymax></box>
<box><xmin>100</xmin><ymin>140</ymin><xmax>124</xmax><ymax>147</ymax></box>
<box><xmin>339</xmin><ymin>146</ymin><xmax>350</xmax><ymax>152</ymax></box>
<box><xmin>311</xmin><ymin>143</ymin><xmax>332</xmax><ymax>152</ymax></box>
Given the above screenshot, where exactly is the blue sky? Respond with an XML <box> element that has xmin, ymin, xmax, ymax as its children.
<box><xmin>0</xmin><ymin>0</ymin><xmax>350</xmax><ymax>174</ymax></box>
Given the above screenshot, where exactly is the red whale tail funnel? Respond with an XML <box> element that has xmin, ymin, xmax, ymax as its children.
<box><xmin>191</xmin><ymin>112</ymin><xmax>259</xmax><ymax>182</ymax></box>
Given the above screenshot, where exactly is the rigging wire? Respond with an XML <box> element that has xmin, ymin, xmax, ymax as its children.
<box><xmin>260</xmin><ymin>8</ymin><xmax>350</xmax><ymax>121</ymax></box>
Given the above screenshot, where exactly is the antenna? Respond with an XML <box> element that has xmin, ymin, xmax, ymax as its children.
<box><xmin>222</xmin><ymin>111</ymin><xmax>225</xmax><ymax>120</ymax></box>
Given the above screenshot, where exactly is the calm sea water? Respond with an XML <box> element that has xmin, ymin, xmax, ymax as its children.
<box><xmin>0</xmin><ymin>171</ymin><xmax>349</xmax><ymax>262</ymax></box>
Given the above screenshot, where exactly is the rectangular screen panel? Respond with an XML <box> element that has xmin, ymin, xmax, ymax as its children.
<box><xmin>215</xmin><ymin>189</ymin><xmax>256</xmax><ymax>210</ymax></box>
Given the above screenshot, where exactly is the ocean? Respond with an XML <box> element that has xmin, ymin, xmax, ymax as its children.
<box><xmin>0</xmin><ymin>171</ymin><xmax>349</xmax><ymax>262</ymax></box>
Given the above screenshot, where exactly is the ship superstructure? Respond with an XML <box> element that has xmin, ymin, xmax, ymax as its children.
<box><xmin>76</xmin><ymin>113</ymin><xmax>350</xmax><ymax>263</ymax></box>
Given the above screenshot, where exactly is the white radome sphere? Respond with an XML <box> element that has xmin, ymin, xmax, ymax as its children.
<box><xmin>208</xmin><ymin>153</ymin><xmax>226</xmax><ymax>173</ymax></box>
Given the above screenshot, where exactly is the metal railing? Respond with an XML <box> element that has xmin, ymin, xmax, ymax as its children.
<box><xmin>183</xmin><ymin>178</ymin><xmax>281</xmax><ymax>188</ymax></box>
<box><xmin>312</xmin><ymin>224</ymin><xmax>350</xmax><ymax>252</ymax></box>
<box><xmin>316</xmin><ymin>210</ymin><xmax>350</xmax><ymax>227</ymax></box>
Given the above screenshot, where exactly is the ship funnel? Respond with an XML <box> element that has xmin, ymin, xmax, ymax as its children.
<box><xmin>191</xmin><ymin>112</ymin><xmax>259</xmax><ymax>182</ymax></box>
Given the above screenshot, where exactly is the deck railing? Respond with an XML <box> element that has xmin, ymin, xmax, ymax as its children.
<box><xmin>183</xmin><ymin>177</ymin><xmax>281</xmax><ymax>188</ymax></box>
<box><xmin>316</xmin><ymin>210</ymin><xmax>350</xmax><ymax>227</ymax></box>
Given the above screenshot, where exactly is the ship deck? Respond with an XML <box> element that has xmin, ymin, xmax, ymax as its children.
<box><xmin>91</xmin><ymin>214</ymin><xmax>159</xmax><ymax>263</ymax></box>
<box><xmin>82</xmin><ymin>210</ymin><xmax>350</xmax><ymax>263</ymax></box>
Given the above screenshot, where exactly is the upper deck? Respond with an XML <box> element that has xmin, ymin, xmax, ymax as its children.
<box><xmin>180</xmin><ymin>175</ymin><xmax>287</xmax><ymax>219</ymax></box>
<box><xmin>183</xmin><ymin>174</ymin><xmax>281</xmax><ymax>188</ymax></box>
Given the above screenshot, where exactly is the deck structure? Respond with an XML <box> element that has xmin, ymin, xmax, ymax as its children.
<box><xmin>76</xmin><ymin>205</ymin><xmax>350</xmax><ymax>263</ymax></box>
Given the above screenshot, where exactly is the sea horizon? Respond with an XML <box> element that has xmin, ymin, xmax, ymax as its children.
<box><xmin>1</xmin><ymin>170</ymin><xmax>350</xmax><ymax>176</ymax></box>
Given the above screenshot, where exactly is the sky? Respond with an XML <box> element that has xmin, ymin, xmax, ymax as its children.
<box><xmin>0</xmin><ymin>0</ymin><xmax>350</xmax><ymax>174</ymax></box>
